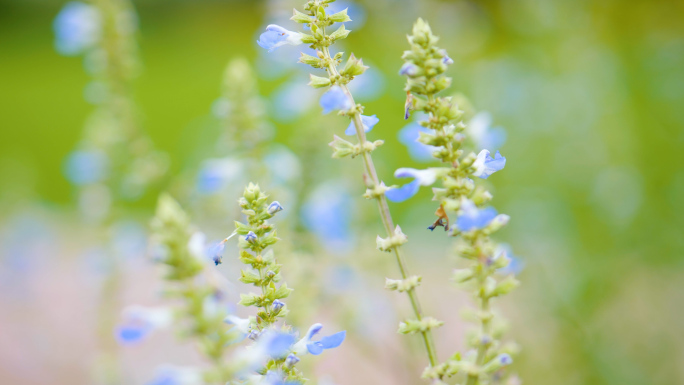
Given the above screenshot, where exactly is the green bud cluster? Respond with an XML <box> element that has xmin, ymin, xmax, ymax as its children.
<box><xmin>217</xmin><ymin>58</ymin><xmax>272</xmax><ymax>153</ymax></box>
<box><xmin>402</xmin><ymin>19</ymin><xmax>520</xmax><ymax>385</ymax></box>
<box><xmin>234</xmin><ymin>183</ymin><xmax>292</xmax><ymax>328</ymax></box>
<box><xmin>150</xmin><ymin>194</ymin><xmax>236</xmax><ymax>382</ymax></box>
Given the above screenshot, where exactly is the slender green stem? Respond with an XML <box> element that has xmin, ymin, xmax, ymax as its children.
<box><xmin>466</xmin><ymin>271</ymin><xmax>492</xmax><ymax>385</ymax></box>
<box><xmin>321</xmin><ymin>45</ymin><xmax>439</xmax><ymax>368</ymax></box>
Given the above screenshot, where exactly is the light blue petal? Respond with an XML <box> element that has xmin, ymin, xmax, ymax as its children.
<box><xmin>345</xmin><ymin>114</ymin><xmax>379</xmax><ymax>136</ymax></box>
<box><xmin>306</xmin><ymin>342</ymin><xmax>325</xmax><ymax>355</ymax></box>
<box><xmin>385</xmin><ymin>180</ymin><xmax>421</xmax><ymax>202</ymax></box>
<box><xmin>319</xmin><ymin>330</ymin><xmax>346</xmax><ymax>349</ymax></box>
<box><xmin>305</xmin><ymin>323</ymin><xmax>323</xmax><ymax>340</ymax></box>
<box><xmin>257</xmin><ymin>30</ymin><xmax>288</xmax><ymax>52</ymax></box>
<box><xmin>319</xmin><ymin>87</ymin><xmax>351</xmax><ymax>114</ymax></box>
<box><xmin>456</xmin><ymin>206</ymin><xmax>498</xmax><ymax>231</ymax></box>
<box><xmin>479</xmin><ymin>151</ymin><xmax>506</xmax><ymax>179</ymax></box>
<box><xmin>263</xmin><ymin>332</ymin><xmax>296</xmax><ymax>359</ymax></box>
<box><xmin>64</xmin><ymin>150</ymin><xmax>108</xmax><ymax>185</ymax></box>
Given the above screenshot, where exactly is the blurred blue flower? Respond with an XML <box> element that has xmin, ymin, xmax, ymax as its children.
<box><xmin>301</xmin><ymin>181</ymin><xmax>354</xmax><ymax>255</ymax></box>
<box><xmin>347</xmin><ymin>66</ymin><xmax>385</xmax><ymax>102</ymax></box>
<box><xmin>64</xmin><ymin>149</ymin><xmax>108</xmax><ymax>185</ymax></box>
<box><xmin>264</xmin><ymin>145</ymin><xmax>302</xmax><ymax>186</ymax></box>
<box><xmin>443</xmin><ymin>54</ymin><xmax>454</xmax><ymax>65</ymax></box>
<box><xmin>116</xmin><ymin>306</ymin><xmax>172</xmax><ymax>344</ymax></box>
<box><xmin>472</xmin><ymin>150</ymin><xmax>506</xmax><ymax>179</ymax></box>
<box><xmin>245</xmin><ymin>231</ymin><xmax>257</xmax><ymax>243</ymax></box>
<box><xmin>196</xmin><ymin>157</ymin><xmax>243</xmax><ymax>195</ymax></box>
<box><xmin>53</xmin><ymin>2</ymin><xmax>101</xmax><ymax>56</ymax></box>
<box><xmin>320</xmin><ymin>86</ymin><xmax>352</xmax><ymax>114</ymax></box>
<box><xmin>398</xmin><ymin>122</ymin><xmax>438</xmax><ymax>162</ymax></box>
<box><xmin>271</xmin><ymin>79</ymin><xmax>318</xmax><ymax>121</ymax></box>
<box><xmin>455</xmin><ymin>200</ymin><xmax>498</xmax><ymax>232</ymax></box>
<box><xmin>385</xmin><ymin>168</ymin><xmax>438</xmax><ymax>202</ymax></box>
<box><xmin>467</xmin><ymin>112</ymin><xmax>507</xmax><ymax>151</ymax></box>
<box><xmin>257</xmin><ymin>25</ymin><xmax>302</xmax><ymax>52</ymax></box>
<box><xmin>293</xmin><ymin>323</ymin><xmax>346</xmax><ymax>356</ymax></box>
<box><xmin>146</xmin><ymin>366</ymin><xmax>201</xmax><ymax>385</ymax></box>
<box><xmin>345</xmin><ymin>114</ymin><xmax>379</xmax><ymax>135</ymax></box>
<box><xmin>260</xmin><ymin>329</ymin><xmax>297</xmax><ymax>359</ymax></box>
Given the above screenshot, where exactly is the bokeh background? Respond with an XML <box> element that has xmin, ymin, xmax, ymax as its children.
<box><xmin>1</xmin><ymin>0</ymin><xmax>684</xmax><ymax>384</ymax></box>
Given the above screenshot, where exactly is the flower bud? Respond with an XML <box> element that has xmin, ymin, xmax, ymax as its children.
<box><xmin>245</xmin><ymin>231</ymin><xmax>257</xmax><ymax>244</ymax></box>
<box><xmin>267</xmin><ymin>201</ymin><xmax>283</xmax><ymax>215</ymax></box>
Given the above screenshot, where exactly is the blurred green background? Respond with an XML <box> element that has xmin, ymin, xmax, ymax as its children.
<box><xmin>1</xmin><ymin>0</ymin><xmax>684</xmax><ymax>384</ymax></box>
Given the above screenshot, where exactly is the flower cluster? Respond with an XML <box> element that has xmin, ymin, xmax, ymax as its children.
<box><xmin>396</xmin><ymin>19</ymin><xmax>520</xmax><ymax>384</ymax></box>
<box><xmin>219</xmin><ymin>183</ymin><xmax>346</xmax><ymax>384</ymax></box>
<box><xmin>257</xmin><ymin>0</ymin><xmax>440</xmax><ymax>374</ymax></box>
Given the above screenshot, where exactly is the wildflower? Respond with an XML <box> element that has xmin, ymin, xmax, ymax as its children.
<box><xmin>116</xmin><ymin>305</ymin><xmax>172</xmax><ymax>344</ymax></box>
<box><xmin>284</xmin><ymin>353</ymin><xmax>300</xmax><ymax>368</ymax></box>
<box><xmin>443</xmin><ymin>54</ymin><xmax>453</xmax><ymax>65</ymax></box>
<box><xmin>455</xmin><ymin>199</ymin><xmax>499</xmax><ymax>232</ymax></box>
<box><xmin>385</xmin><ymin>168</ymin><xmax>438</xmax><ymax>202</ymax></box>
<box><xmin>267</xmin><ymin>201</ymin><xmax>284</xmax><ymax>215</ymax></box>
<box><xmin>319</xmin><ymin>86</ymin><xmax>352</xmax><ymax>114</ymax></box>
<box><xmin>196</xmin><ymin>157</ymin><xmax>243</xmax><ymax>195</ymax></box>
<box><xmin>472</xmin><ymin>149</ymin><xmax>506</xmax><ymax>179</ymax></box>
<box><xmin>64</xmin><ymin>150</ymin><xmax>108</xmax><ymax>185</ymax></box>
<box><xmin>467</xmin><ymin>112</ymin><xmax>507</xmax><ymax>152</ymax></box>
<box><xmin>257</xmin><ymin>25</ymin><xmax>302</xmax><ymax>52</ymax></box>
<box><xmin>272</xmin><ymin>299</ymin><xmax>285</xmax><ymax>312</ymax></box>
<box><xmin>345</xmin><ymin>114</ymin><xmax>379</xmax><ymax>136</ymax></box>
<box><xmin>207</xmin><ymin>241</ymin><xmax>225</xmax><ymax>265</ymax></box>
<box><xmin>53</xmin><ymin>2</ymin><xmax>101</xmax><ymax>56</ymax></box>
<box><xmin>399</xmin><ymin>62</ymin><xmax>418</xmax><ymax>76</ymax></box>
<box><xmin>245</xmin><ymin>231</ymin><xmax>258</xmax><ymax>243</ymax></box>
<box><xmin>248</xmin><ymin>330</ymin><xmax>260</xmax><ymax>340</ymax></box>
<box><xmin>292</xmin><ymin>323</ymin><xmax>346</xmax><ymax>356</ymax></box>
<box><xmin>398</xmin><ymin>122</ymin><xmax>438</xmax><ymax>162</ymax></box>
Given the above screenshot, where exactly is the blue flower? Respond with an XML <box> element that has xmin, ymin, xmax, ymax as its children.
<box><xmin>196</xmin><ymin>157</ymin><xmax>243</xmax><ymax>195</ymax></box>
<box><xmin>472</xmin><ymin>150</ymin><xmax>506</xmax><ymax>179</ymax></box>
<box><xmin>301</xmin><ymin>182</ymin><xmax>355</xmax><ymax>255</ymax></box>
<box><xmin>443</xmin><ymin>54</ymin><xmax>454</xmax><ymax>65</ymax></box>
<box><xmin>399</xmin><ymin>62</ymin><xmax>418</xmax><ymax>76</ymax></box>
<box><xmin>64</xmin><ymin>150</ymin><xmax>108</xmax><ymax>185</ymax></box>
<box><xmin>272</xmin><ymin>299</ymin><xmax>285</xmax><ymax>312</ymax></box>
<box><xmin>257</xmin><ymin>24</ymin><xmax>303</xmax><ymax>52</ymax></box>
<box><xmin>398</xmin><ymin>122</ymin><xmax>438</xmax><ymax>162</ymax></box>
<box><xmin>467</xmin><ymin>112</ymin><xmax>507</xmax><ymax>151</ymax></box>
<box><xmin>455</xmin><ymin>200</ymin><xmax>500</xmax><ymax>232</ymax></box>
<box><xmin>293</xmin><ymin>323</ymin><xmax>346</xmax><ymax>356</ymax></box>
<box><xmin>245</xmin><ymin>231</ymin><xmax>257</xmax><ymax>243</ymax></box>
<box><xmin>207</xmin><ymin>241</ymin><xmax>225</xmax><ymax>265</ymax></box>
<box><xmin>224</xmin><ymin>315</ymin><xmax>252</xmax><ymax>335</ymax></box>
<box><xmin>345</xmin><ymin>114</ymin><xmax>379</xmax><ymax>136</ymax></box>
<box><xmin>271</xmin><ymin>79</ymin><xmax>318</xmax><ymax>121</ymax></box>
<box><xmin>320</xmin><ymin>86</ymin><xmax>352</xmax><ymax>114</ymax></box>
<box><xmin>267</xmin><ymin>201</ymin><xmax>284</xmax><ymax>215</ymax></box>
<box><xmin>260</xmin><ymin>330</ymin><xmax>297</xmax><ymax>359</ymax></box>
<box><xmin>284</xmin><ymin>353</ymin><xmax>300</xmax><ymax>368</ymax></box>
<box><xmin>385</xmin><ymin>168</ymin><xmax>438</xmax><ymax>203</ymax></box>
<box><xmin>53</xmin><ymin>2</ymin><xmax>101</xmax><ymax>56</ymax></box>
<box><xmin>497</xmin><ymin>353</ymin><xmax>513</xmax><ymax>366</ymax></box>
<box><xmin>116</xmin><ymin>306</ymin><xmax>172</xmax><ymax>344</ymax></box>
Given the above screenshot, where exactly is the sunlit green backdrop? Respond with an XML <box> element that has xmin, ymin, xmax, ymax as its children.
<box><xmin>1</xmin><ymin>0</ymin><xmax>683</xmax><ymax>385</ymax></box>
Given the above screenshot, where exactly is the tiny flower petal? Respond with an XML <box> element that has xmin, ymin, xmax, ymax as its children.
<box><xmin>399</xmin><ymin>62</ymin><xmax>418</xmax><ymax>76</ymax></box>
<box><xmin>345</xmin><ymin>114</ymin><xmax>379</xmax><ymax>136</ymax></box>
<box><xmin>245</xmin><ymin>231</ymin><xmax>257</xmax><ymax>243</ymax></box>
<box><xmin>267</xmin><ymin>201</ymin><xmax>284</xmax><ymax>215</ymax></box>
<box><xmin>320</xmin><ymin>86</ymin><xmax>352</xmax><ymax>114</ymax></box>
<box><xmin>443</xmin><ymin>55</ymin><xmax>453</xmax><ymax>65</ymax></box>
<box><xmin>257</xmin><ymin>24</ymin><xmax>302</xmax><ymax>52</ymax></box>
<box><xmin>385</xmin><ymin>179</ymin><xmax>420</xmax><ymax>202</ymax></box>
<box><xmin>272</xmin><ymin>299</ymin><xmax>285</xmax><ymax>312</ymax></box>
<box><xmin>472</xmin><ymin>150</ymin><xmax>506</xmax><ymax>179</ymax></box>
<box><xmin>318</xmin><ymin>330</ymin><xmax>346</xmax><ymax>349</ymax></box>
<box><xmin>455</xmin><ymin>200</ymin><xmax>498</xmax><ymax>231</ymax></box>
<box><xmin>394</xmin><ymin>168</ymin><xmax>438</xmax><ymax>186</ymax></box>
